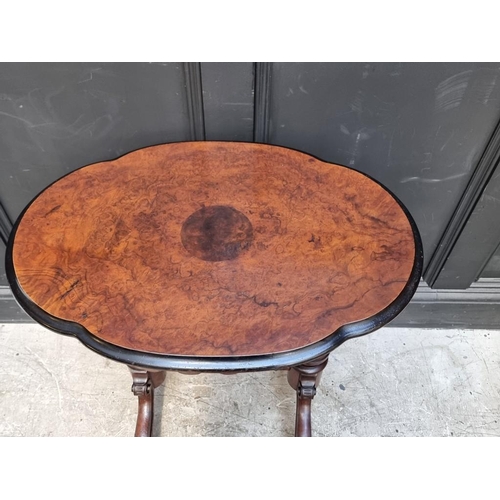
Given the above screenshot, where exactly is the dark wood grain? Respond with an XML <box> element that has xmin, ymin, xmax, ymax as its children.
<box><xmin>11</xmin><ymin>142</ymin><xmax>416</xmax><ymax>357</ymax></box>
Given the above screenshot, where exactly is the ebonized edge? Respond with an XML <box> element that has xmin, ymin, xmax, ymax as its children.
<box><xmin>5</xmin><ymin>141</ymin><xmax>423</xmax><ymax>372</ymax></box>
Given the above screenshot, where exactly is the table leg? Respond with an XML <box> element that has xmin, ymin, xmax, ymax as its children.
<box><xmin>129</xmin><ymin>367</ymin><xmax>166</xmax><ymax>437</ymax></box>
<box><xmin>287</xmin><ymin>355</ymin><xmax>329</xmax><ymax>437</ymax></box>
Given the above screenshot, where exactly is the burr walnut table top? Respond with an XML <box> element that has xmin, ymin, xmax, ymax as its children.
<box><xmin>7</xmin><ymin>142</ymin><xmax>422</xmax><ymax>369</ymax></box>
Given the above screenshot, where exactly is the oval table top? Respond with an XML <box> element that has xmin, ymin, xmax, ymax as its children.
<box><xmin>7</xmin><ymin>142</ymin><xmax>422</xmax><ymax>370</ymax></box>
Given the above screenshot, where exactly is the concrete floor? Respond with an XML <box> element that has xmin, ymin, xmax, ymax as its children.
<box><xmin>0</xmin><ymin>323</ymin><xmax>499</xmax><ymax>437</ymax></box>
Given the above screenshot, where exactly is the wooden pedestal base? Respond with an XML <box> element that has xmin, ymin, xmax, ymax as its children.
<box><xmin>287</xmin><ymin>355</ymin><xmax>329</xmax><ymax>437</ymax></box>
<box><xmin>129</xmin><ymin>367</ymin><xmax>166</xmax><ymax>437</ymax></box>
<box><xmin>129</xmin><ymin>357</ymin><xmax>330</xmax><ymax>437</ymax></box>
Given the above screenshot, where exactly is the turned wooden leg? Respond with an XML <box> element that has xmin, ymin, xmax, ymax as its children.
<box><xmin>129</xmin><ymin>367</ymin><xmax>166</xmax><ymax>437</ymax></box>
<box><xmin>287</xmin><ymin>355</ymin><xmax>329</xmax><ymax>437</ymax></box>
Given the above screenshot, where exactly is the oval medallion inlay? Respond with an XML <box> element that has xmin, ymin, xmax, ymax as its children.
<box><xmin>181</xmin><ymin>205</ymin><xmax>254</xmax><ymax>262</ymax></box>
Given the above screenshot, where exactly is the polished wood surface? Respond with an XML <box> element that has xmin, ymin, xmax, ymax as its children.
<box><xmin>12</xmin><ymin>142</ymin><xmax>416</xmax><ymax>357</ymax></box>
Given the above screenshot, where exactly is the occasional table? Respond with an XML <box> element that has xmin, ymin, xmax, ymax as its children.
<box><xmin>6</xmin><ymin>142</ymin><xmax>422</xmax><ymax>436</ymax></box>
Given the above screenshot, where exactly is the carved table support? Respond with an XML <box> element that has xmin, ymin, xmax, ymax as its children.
<box><xmin>287</xmin><ymin>355</ymin><xmax>329</xmax><ymax>437</ymax></box>
<box><xmin>129</xmin><ymin>367</ymin><xmax>166</xmax><ymax>437</ymax></box>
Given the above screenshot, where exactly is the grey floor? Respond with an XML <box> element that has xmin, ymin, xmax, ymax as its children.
<box><xmin>0</xmin><ymin>323</ymin><xmax>499</xmax><ymax>437</ymax></box>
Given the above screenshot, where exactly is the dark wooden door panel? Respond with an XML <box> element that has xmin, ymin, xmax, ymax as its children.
<box><xmin>0</xmin><ymin>62</ymin><xmax>191</xmax><ymax>223</ymax></box>
<box><xmin>264</xmin><ymin>62</ymin><xmax>500</xmax><ymax>271</ymax></box>
<box><xmin>0</xmin><ymin>243</ymin><xmax>6</xmax><ymax>285</ymax></box>
<box><xmin>434</xmin><ymin>164</ymin><xmax>500</xmax><ymax>287</ymax></box>
<box><xmin>482</xmin><ymin>247</ymin><xmax>500</xmax><ymax>278</ymax></box>
<box><xmin>482</xmin><ymin>245</ymin><xmax>500</xmax><ymax>278</ymax></box>
<box><xmin>201</xmin><ymin>62</ymin><xmax>254</xmax><ymax>141</ymax></box>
